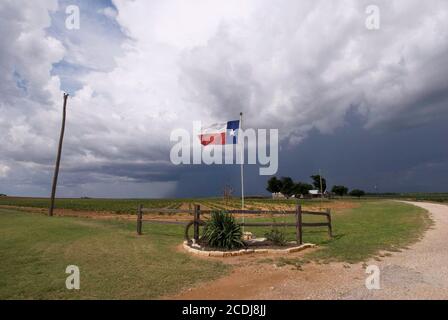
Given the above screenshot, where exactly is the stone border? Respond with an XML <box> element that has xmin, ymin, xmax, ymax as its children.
<box><xmin>182</xmin><ymin>241</ymin><xmax>316</xmax><ymax>257</ymax></box>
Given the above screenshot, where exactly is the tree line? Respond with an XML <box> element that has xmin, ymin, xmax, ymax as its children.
<box><xmin>266</xmin><ymin>175</ymin><xmax>365</xmax><ymax>198</ymax></box>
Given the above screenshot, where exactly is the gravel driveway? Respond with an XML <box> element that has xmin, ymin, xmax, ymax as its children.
<box><xmin>342</xmin><ymin>201</ymin><xmax>448</xmax><ymax>299</ymax></box>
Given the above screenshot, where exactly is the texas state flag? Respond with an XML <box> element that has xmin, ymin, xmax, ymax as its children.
<box><xmin>199</xmin><ymin>120</ymin><xmax>240</xmax><ymax>146</ymax></box>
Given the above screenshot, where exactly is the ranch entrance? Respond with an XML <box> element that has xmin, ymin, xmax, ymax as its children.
<box><xmin>136</xmin><ymin>204</ymin><xmax>332</xmax><ymax>253</ymax></box>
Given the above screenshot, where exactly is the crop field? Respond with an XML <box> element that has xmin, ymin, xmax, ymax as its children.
<box><xmin>0</xmin><ymin>197</ymin><xmax>185</xmax><ymax>213</ymax></box>
<box><xmin>0</xmin><ymin>196</ymin><xmax>340</xmax><ymax>214</ymax></box>
<box><xmin>1</xmin><ymin>193</ymin><xmax>447</xmax><ymax>215</ymax></box>
<box><xmin>386</xmin><ymin>193</ymin><xmax>448</xmax><ymax>203</ymax></box>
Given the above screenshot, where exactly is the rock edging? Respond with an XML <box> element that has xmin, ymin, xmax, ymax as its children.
<box><xmin>182</xmin><ymin>241</ymin><xmax>316</xmax><ymax>257</ymax></box>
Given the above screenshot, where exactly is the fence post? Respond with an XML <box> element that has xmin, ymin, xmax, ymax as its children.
<box><xmin>295</xmin><ymin>203</ymin><xmax>303</xmax><ymax>245</ymax></box>
<box><xmin>194</xmin><ymin>205</ymin><xmax>200</xmax><ymax>243</ymax></box>
<box><xmin>137</xmin><ymin>204</ymin><xmax>143</xmax><ymax>235</ymax></box>
<box><xmin>326</xmin><ymin>208</ymin><xmax>333</xmax><ymax>238</ymax></box>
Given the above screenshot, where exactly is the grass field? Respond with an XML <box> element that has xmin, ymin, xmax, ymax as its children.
<box><xmin>0</xmin><ymin>200</ymin><xmax>431</xmax><ymax>299</ymax></box>
<box><xmin>0</xmin><ymin>208</ymin><xmax>227</xmax><ymax>299</ymax></box>
<box><xmin>241</xmin><ymin>200</ymin><xmax>431</xmax><ymax>262</ymax></box>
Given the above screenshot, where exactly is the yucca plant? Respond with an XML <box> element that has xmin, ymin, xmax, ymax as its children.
<box><xmin>202</xmin><ymin>211</ymin><xmax>244</xmax><ymax>250</ymax></box>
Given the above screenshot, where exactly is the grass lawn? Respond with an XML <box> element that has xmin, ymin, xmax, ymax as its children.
<box><xmin>306</xmin><ymin>200</ymin><xmax>431</xmax><ymax>262</ymax></box>
<box><xmin>242</xmin><ymin>200</ymin><xmax>431</xmax><ymax>263</ymax></box>
<box><xmin>0</xmin><ymin>208</ymin><xmax>227</xmax><ymax>299</ymax></box>
<box><xmin>0</xmin><ymin>200</ymin><xmax>431</xmax><ymax>299</ymax></box>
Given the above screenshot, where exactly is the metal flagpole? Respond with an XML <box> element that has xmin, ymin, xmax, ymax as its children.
<box><xmin>239</xmin><ymin>112</ymin><xmax>245</xmax><ymax>233</ymax></box>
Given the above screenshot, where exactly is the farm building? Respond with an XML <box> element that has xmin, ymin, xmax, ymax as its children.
<box><xmin>272</xmin><ymin>192</ymin><xmax>286</xmax><ymax>199</ymax></box>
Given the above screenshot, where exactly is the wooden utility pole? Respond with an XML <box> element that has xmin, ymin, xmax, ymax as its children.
<box><xmin>49</xmin><ymin>93</ymin><xmax>69</xmax><ymax>216</ymax></box>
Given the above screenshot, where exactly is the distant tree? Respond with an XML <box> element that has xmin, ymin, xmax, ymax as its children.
<box><xmin>349</xmin><ymin>189</ymin><xmax>366</xmax><ymax>198</ymax></box>
<box><xmin>0</xmin><ymin>194</ymin><xmax>6</xmax><ymax>197</ymax></box>
<box><xmin>266</xmin><ymin>177</ymin><xmax>282</xmax><ymax>194</ymax></box>
<box><xmin>280</xmin><ymin>177</ymin><xmax>295</xmax><ymax>198</ymax></box>
<box><xmin>293</xmin><ymin>182</ymin><xmax>314</xmax><ymax>197</ymax></box>
<box><xmin>310</xmin><ymin>175</ymin><xmax>327</xmax><ymax>192</ymax></box>
<box><xmin>332</xmin><ymin>185</ymin><xmax>349</xmax><ymax>197</ymax></box>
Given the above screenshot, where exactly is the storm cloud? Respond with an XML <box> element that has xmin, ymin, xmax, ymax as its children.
<box><xmin>1</xmin><ymin>0</ymin><xmax>447</xmax><ymax>197</ymax></box>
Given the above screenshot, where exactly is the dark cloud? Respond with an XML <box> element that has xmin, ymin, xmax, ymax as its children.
<box><xmin>173</xmin><ymin>112</ymin><xmax>448</xmax><ymax>197</ymax></box>
<box><xmin>1</xmin><ymin>0</ymin><xmax>448</xmax><ymax>197</ymax></box>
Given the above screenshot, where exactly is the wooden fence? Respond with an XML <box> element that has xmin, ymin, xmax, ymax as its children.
<box><xmin>136</xmin><ymin>204</ymin><xmax>332</xmax><ymax>245</ymax></box>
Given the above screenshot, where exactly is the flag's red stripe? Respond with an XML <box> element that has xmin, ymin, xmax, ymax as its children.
<box><xmin>199</xmin><ymin>133</ymin><xmax>226</xmax><ymax>146</ymax></box>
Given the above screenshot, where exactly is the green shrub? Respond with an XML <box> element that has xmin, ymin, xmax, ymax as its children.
<box><xmin>265</xmin><ymin>229</ymin><xmax>287</xmax><ymax>246</ymax></box>
<box><xmin>203</xmin><ymin>211</ymin><xmax>244</xmax><ymax>250</ymax></box>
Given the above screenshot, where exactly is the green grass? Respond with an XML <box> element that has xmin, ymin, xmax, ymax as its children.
<box><xmin>0</xmin><ymin>208</ymin><xmax>227</xmax><ymax>299</ymax></box>
<box><xmin>307</xmin><ymin>201</ymin><xmax>431</xmax><ymax>262</ymax></box>
<box><xmin>241</xmin><ymin>200</ymin><xmax>431</xmax><ymax>263</ymax></box>
<box><xmin>0</xmin><ymin>200</ymin><xmax>432</xmax><ymax>299</ymax></box>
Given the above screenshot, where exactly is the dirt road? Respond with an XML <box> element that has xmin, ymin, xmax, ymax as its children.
<box><xmin>171</xmin><ymin>201</ymin><xmax>448</xmax><ymax>300</ymax></box>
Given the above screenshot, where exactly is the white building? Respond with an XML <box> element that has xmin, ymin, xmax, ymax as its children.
<box><xmin>272</xmin><ymin>192</ymin><xmax>286</xmax><ymax>199</ymax></box>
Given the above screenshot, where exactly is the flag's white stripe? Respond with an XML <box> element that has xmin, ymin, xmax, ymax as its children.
<box><xmin>200</xmin><ymin>122</ymin><xmax>227</xmax><ymax>134</ymax></box>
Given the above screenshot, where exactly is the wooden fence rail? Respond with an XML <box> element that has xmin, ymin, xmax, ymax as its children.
<box><xmin>136</xmin><ymin>204</ymin><xmax>333</xmax><ymax>245</ymax></box>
